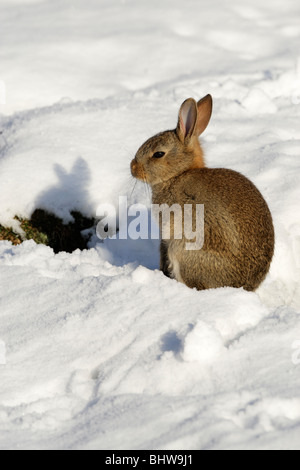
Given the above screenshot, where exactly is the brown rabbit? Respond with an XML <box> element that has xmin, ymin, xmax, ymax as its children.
<box><xmin>130</xmin><ymin>95</ymin><xmax>274</xmax><ymax>291</ymax></box>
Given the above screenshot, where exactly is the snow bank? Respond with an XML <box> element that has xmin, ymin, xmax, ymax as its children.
<box><xmin>0</xmin><ymin>0</ymin><xmax>300</xmax><ymax>451</ymax></box>
<box><xmin>0</xmin><ymin>240</ymin><xmax>299</xmax><ymax>449</ymax></box>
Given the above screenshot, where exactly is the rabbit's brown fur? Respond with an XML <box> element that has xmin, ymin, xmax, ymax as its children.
<box><xmin>131</xmin><ymin>95</ymin><xmax>274</xmax><ymax>291</ymax></box>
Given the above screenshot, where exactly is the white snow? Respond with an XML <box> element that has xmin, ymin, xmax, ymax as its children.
<box><xmin>0</xmin><ymin>0</ymin><xmax>300</xmax><ymax>450</ymax></box>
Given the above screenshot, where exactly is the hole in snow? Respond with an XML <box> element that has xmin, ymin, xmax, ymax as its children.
<box><xmin>0</xmin><ymin>209</ymin><xmax>95</xmax><ymax>254</ymax></box>
<box><xmin>30</xmin><ymin>209</ymin><xmax>95</xmax><ymax>253</ymax></box>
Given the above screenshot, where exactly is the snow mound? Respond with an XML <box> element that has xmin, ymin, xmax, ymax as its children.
<box><xmin>242</xmin><ymin>88</ymin><xmax>277</xmax><ymax>114</ymax></box>
<box><xmin>182</xmin><ymin>321</ymin><xmax>225</xmax><ymax>363</ymax></box>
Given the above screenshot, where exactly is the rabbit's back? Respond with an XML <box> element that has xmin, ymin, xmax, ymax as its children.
<box><xmin>152</xmin><ymin>168</ymin><xmax>274</xmax><ymax>291</ymax></box>
<box><xmin>177</xmin><ymin>168</ymin><xmax>273</xmax><ymax>242</ymax></box>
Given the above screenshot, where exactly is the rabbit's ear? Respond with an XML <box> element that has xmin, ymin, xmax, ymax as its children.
<box><xmin>176</xmin><ymin>98</ymin><xmax>198</xmax><ymax>142</ymax></box>
<box><xmin>196</xmin><ymin>94</ymin><xmax>213</xmax><ymax>136</ymax></box>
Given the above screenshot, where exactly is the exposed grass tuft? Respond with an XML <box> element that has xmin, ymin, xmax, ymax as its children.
<box><xmin>0</xmin><ymin>210</ymin><xmax>95</xmax><ymax>253</ymax></box>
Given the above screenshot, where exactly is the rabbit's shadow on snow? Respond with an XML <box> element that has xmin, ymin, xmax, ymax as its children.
<box><xmin>34</xmin><ymin>157</ymin><xmax>160</xmax><ymax>267</ymax></box>
<box><xmin>32</xmin><ymin>158</ymin><xmax>94</xmax><ymax>253</ymax></box>
<box><xmin>36</xmin><ymin>157</ymin><xmax>91</xmax><ymax>221</ymax></box>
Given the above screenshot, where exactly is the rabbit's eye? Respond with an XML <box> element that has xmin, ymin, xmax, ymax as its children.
<box><xmin>152</xmin><ymin>151</ymin><xmax>165</xmax><ymax>159</ymax></box>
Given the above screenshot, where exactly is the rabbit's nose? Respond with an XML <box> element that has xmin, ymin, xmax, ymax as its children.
<box><xmin>130</xmin><ymin>158</ymin><xmax>145</xmax><ymax>181</ymax></box>
<box><xmin>130</xmin><ymin>159</ymin><xmax>138</xmax><ymax>176</ymax></box>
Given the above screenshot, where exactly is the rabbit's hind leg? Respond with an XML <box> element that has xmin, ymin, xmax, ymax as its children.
<box><xmin>179</xmin><ymin>249</ymin><xmax>248</xmax><ymax>291</ymax></box>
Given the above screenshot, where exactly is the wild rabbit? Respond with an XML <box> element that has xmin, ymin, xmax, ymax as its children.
<box><xmin>130</xmin><ymin>95</ymin><xmax>274</xmax><ymax>291</ymax></box>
